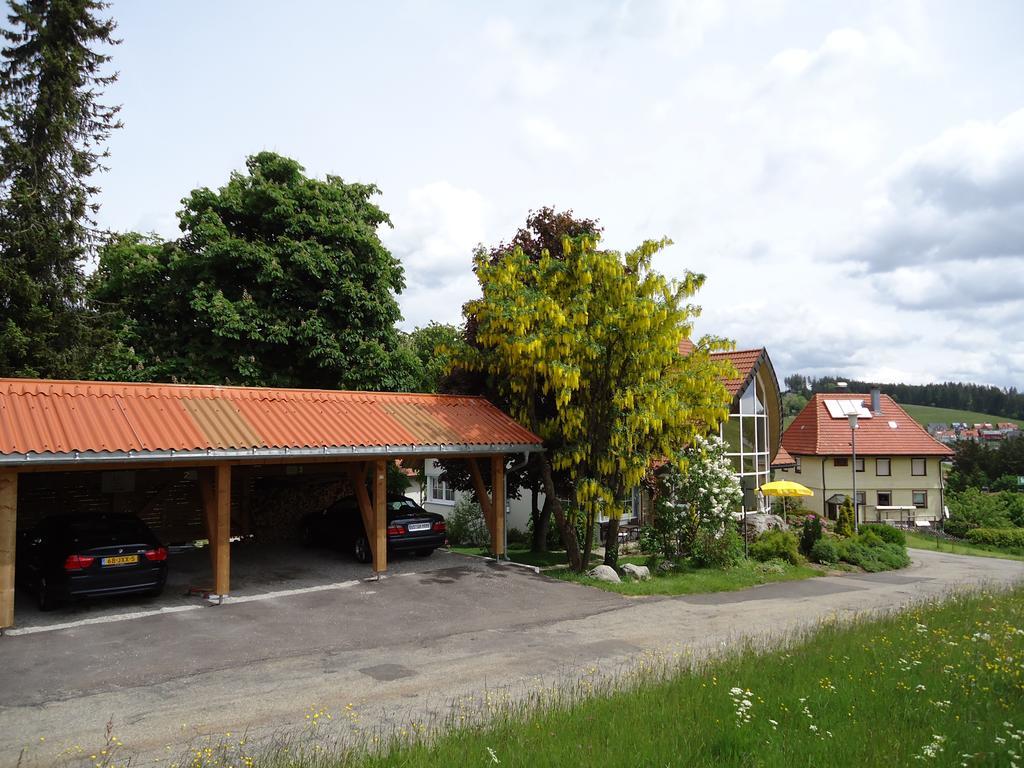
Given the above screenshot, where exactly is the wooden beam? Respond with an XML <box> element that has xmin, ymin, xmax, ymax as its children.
<box><xmin>347</xmin><ymin>462</ymin><xmax>378</xmax><ymax>566</ymax></box>
<box><xmin>199</xmin><ymin>469</ymin><xmax>217</xmax><ymax>579</ymax></box>
<box><xmin>214</xmin><ymin>464</ymin><xmax>231</xmax><ymax>596</ymax></box>
<box><xmin>0</xmin><ymin>472</ymin><xmax>17</xmax><ymax>629</ymax></box>
<box><xmin>491</xmin><ymin>455</ymin><xmax>506</xmax><ymax>557</ymax></box>
<box><xmin>372</xmin><ymin>459</ymin><xmax>387</xmax><ymax>574</ymax></box>
<box><xmin>467</xmin><ymin>458</ymin><xmax>495</xmax><ymax>543</ymax></box>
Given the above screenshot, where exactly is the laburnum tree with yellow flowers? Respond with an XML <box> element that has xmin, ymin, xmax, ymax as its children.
<box><xmin>452</xmin><ymin>234</ymin><xmax>735</xmax><ymax>571</ymax></box>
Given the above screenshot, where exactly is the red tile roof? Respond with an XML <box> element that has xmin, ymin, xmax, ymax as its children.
<box><xmin>709</xmin><ymin>349</ymin><xmax>765</xmax><ymax>396</ymax></box>
<box><xmin>771</xmin><ymin>445</ymin><xmax>796</xmax><ymax>468</ymax></box>
<box><xmin>0</xmin><ymin>378</ymin><xmax>541</xmax><ymax>465</ymax></box>
<box><xmin>782</xmin><ymin>393</ymin><xmax>953</xmax><ymax>457</ymax></box>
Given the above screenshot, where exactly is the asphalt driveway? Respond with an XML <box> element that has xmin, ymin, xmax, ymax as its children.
<box><xmin>2</xmin><ymin>548</ymin><xmax>1023</xmax><ymax>766</ymax></box>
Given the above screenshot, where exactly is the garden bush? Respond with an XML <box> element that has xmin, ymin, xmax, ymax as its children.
<box><xmin>860</xmin><ymin>523</ymin><xmax>906</xmax><ymax>546</ymax></box>
<box><xmin>965</xmin><ymin>527</ymin><xmax>1024</xmax><ymax>549</ymax></box>
<box><xmin>749</xmin><ymin>530</ymin><xmax>803</xmax><ymax>566</ymax></box>
<box><xmin>944</xmin><ymin>488</ymin><xmax>1016</xmax><ymax>538</ymax></box>
<box><xmin>836</xmin><ymin>536</ymin><xmax>911</xmax><ymax>572</ymax></box>
<box><xmin>691</xmin><ymin>524</ymin><xmax>744</xmax><ymax>568</ymax></box>
<box><xmin>446</xmin><ymin>499</ymin><xmax>488</xmax><ymax>546</ymax></box>
<box><xmin>836</xmin><ymin>498</ymin><xmax>856</xmax><ymax>537</ymax></box>
<box><xmin>810</xmin><ymin>537</ymin><xmax>840</xmax><ymax>565</ymax></box>
<box><xmin>799</xmin><ymin>515</ymin><xmax>823</xmax><ymax>555</ymax></box>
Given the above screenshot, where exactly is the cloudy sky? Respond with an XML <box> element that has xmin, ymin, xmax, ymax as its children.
<box><xmin>94</xmin><ymin>0</ymin><xmax>1024</xmax><ymax>388</ymax></box>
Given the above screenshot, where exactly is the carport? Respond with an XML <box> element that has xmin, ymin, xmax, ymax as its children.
<box><xmin>0</xmin><ymin>378</ymin><xmax>543</xmax><ymax>630</ymax></box>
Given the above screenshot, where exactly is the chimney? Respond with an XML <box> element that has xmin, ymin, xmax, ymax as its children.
<box><xmin>871</xmin><ymin>387</ymin><xmax>881</xmax><ymax>415</ymax></box>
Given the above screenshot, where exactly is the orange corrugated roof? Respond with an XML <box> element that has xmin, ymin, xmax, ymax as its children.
<box><xmin>0</xmin><ymin>378</ymin><xmax>541</xmax><ymax>463</ymax></box>
<box><xmin>781</xmin><ymin>393</ymin><xmax>953</xmax><ymax>457</ymax></box>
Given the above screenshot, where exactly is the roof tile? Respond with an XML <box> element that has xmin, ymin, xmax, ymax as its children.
<box><xmin>781</xmin><ymin>393</ymin><xmax>953</xmax><ymax>457</ymax></box>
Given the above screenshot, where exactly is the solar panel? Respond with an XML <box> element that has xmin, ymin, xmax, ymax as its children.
<box><xmin>823</xmin><ymin>399</ymin><xmax>872</xmax><ymax>419</ymax></box>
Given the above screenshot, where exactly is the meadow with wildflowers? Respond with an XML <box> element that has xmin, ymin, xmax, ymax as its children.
<box><xmin>46</xmin><ymin>586</ymin><xmax>1023</xmax><ymax>768</ymax></box>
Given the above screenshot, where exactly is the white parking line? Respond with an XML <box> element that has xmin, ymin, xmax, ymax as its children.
<box><xmin>4</xmin><ymin>604</ymin><xmax>202</xmax><ymax>636</ymax></box>
<box><xmin>3</xmin><ymin>577</ymin><xmax>386</xmax><ymax>637</ymax></box>
<box><xmin>223</xmin><ymin>579</ymin><xmax>363</xmax><ymax>604</ymax></box>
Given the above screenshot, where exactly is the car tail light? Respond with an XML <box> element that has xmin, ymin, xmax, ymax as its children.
<box><xmin>432</xmin><ymin>521</ymin><xmax>446</xmax><ymax>533</ymax></box>
<box><xmin>387</xmin><ymin>525</ymin><xmax>404</xmax><ymax>536</ymax></box>
<box><xmin>64</xmin><ymin>554</ymin><xmax>95</xmax><ymax>571</ymax></box>
<box><xmin>144</xmin><ymin>546</ymin><xmax>168</xmax><ymax>562</ymax></box>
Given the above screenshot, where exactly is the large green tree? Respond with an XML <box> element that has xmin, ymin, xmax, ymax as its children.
<box><xmin>452</xmin><ymin>233</ymin><xmax>734</xmax><ymax>570</ymax></box>
<box><xmin>0</xmin><ymin>0</ymin><xmax>120</xmax><ymax>377</ymax></box>
<box><xmin>89</xmin><ymin>152</ymin><xmax>416</xmax><ymax>390</ymax></box>
<box><xmin>400</xmin><ymin>322</ymin><xmax>465</xmax><ymax>393</ymax></box>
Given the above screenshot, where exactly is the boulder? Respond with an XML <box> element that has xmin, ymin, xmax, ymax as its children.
<box><xmin>741</xmin><ymin>513</ymin><xmax>789</xmax><ymax>537</ymax></box>
<box><xmin>657</xmin><ymin>560</ymin><xmax>676</xmax><ymax>573</ymax></box>
<box><xmin>587</xmin><ymin>564</ymin><xmax>621</xmax><ymax>583</ymax></box>
<box><xmin>621</xmin><ymin>563</ymin><xmax>651</xmax><ymax>581</ymax></box>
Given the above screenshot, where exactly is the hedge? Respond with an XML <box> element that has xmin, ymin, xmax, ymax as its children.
<box><xmin>965</xmin><ymin>528</ymin><xmax>1024</xmax><ymax>549</ymax></box>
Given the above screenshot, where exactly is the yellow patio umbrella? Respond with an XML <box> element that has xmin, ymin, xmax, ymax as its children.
<box><xmin>759</xmin><ymin>480</ymin><xmax>815</xmax><ymax>498</ymax></box>
<box><xmin>758</xmin><ymin>480</ymin><xmax>814</xmax><ymax>519</ymax></box>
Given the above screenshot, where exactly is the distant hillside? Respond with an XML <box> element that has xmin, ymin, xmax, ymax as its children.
<box><xmin>899</xmin><ymin>404</ymin><xmax>1023</xmax><ymax>430</ymax></box>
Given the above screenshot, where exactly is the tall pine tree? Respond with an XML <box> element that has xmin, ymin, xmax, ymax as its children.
<box><xmin>0</xmin><ymin>0</ymin><xmax>120</xmax><ymax>377</ymax></box>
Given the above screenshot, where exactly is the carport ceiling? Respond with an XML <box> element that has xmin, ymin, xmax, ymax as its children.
<box><xmin>0</xmin><ymin>379</ymin><xmax>542</xmax><ymax>467</ymax></box>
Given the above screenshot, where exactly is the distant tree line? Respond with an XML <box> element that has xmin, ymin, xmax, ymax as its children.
<box><xmin>784</xmin><ymin>374</ymin><xmax>1024</xmax><ymax>421</ymax></box>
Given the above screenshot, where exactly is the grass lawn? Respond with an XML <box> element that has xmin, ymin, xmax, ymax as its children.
<box><xmin>202</xmin><ymin>586</ymin><xmax>1024</xmax><ymax>768</ymax></box>
<box><xmin>549</xmin><ymin>557</ymin><xmax>822</xmax><ymax>596</ymax></box>
<box><xmin>899</xmin><ymin>402</ymin><xmax>1022</xmax><ymax>429</ymax></box>
<box><xmin>906</xmin><ymin>530</ymin><xmax>1024</xmax><ymax>562</ymax></box>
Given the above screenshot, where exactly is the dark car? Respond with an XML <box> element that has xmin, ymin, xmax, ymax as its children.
<box><xmin>301</xmin><ymin>494</ymin><xmax>447</xmax><ymax>562</ymax></box>
<box><xmin>16</xmin><ymin>514</ymin><xmax>168</xmax><ymax>611</ymax></box>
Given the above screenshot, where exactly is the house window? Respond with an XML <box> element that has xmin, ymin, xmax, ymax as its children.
<box><xmin>911</xmin><ymin>458</ymin><xmax>927</xmax><ymax>476</ymax></box>
<box><xmin>794</xmin><ymin>457</ymin><xmax>802</xmax><ymax>474</ymax></box>
<box><xmin>834</xmin><ymin>457</ymin><xmax>848</xmax><ymax>468</ymax></box>
<box><xmin>855</xmin><ymin>458</ymin><xmax>865</xmax><ymax>472</ymax></box>
<box><xmin>912</xmin><ymin>490</ymin><xmax>928</xmax><ymax>508</ymax></box>
<box><xmin>877</xmin><ymin>490</ymin><xmax>892</xmax><ymax>507</ymax></box>
<box><xmin>429</xmin><ymin>476</ymin><xmax>455</xmax><ymax>503</ymax></box>
<box><xmin>876</xmin><ymin>458</ymin><xmax>891</xmax><ymax>476</ymax></box>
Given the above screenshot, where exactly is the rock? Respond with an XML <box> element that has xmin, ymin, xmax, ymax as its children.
<box><xmin>741</xmin><ymin>513</ymin><xmax>789</xmax><ymax>537</ymax></box>
<box><xmin>587</xmin><ymin>564</ymin><xmax>621</xmax><ymax>583</ymax></box>
<box><xmin>621</xmin><ymin>563</ymin><xmax>650</xmax><ymax>581</ymax></box>
<box><xmin>657</xmin><ymin>560</ymin><xmax>676</xmax><ymax>573</ymax></box>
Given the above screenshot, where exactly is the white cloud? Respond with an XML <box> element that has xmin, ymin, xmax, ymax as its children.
<box><xmin>849</xmin><ymin>109</ymin><xmax>1024</xmax><ymax>275</ymax></box>
<box><xmin>519</xmin><ymin>116</ymin><xmax>580</xmax><ymax>155</ymax></box>
<box><xmin>768</xmin><ymin>27</ymin><xmax>917</xmax><ymax>80</ymax></box>
<box><xmin>382</xmin><ymin>181</ymin><xmax>491</xmax><ymax>329</ymax></box>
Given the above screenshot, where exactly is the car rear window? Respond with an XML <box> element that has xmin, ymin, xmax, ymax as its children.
<box><xmin>48</xmin><ymin>517</ymin><xmax>151</xmax><ymax>541</ymax></box>
<box><xmin>387</xmin><ymin>499</ymin><xmax>421</xmax><ymax>513</ymax></box>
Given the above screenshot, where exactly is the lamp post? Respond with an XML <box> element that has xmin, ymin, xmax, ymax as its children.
<box><xmin>848</xmin><ymin>412</ymin><xmax>859</xmax><ymax>535</ymax></box>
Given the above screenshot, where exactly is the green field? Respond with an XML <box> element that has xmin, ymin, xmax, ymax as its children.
<box><xmin>899</xmin><ymin>403</ymin><xmax>1022</xmax><ymax>429</ymax></box>
<box><xmin>906</xmin><ymin>530</ymin><xmax>1024</xmax><ymax>562</ymax></box>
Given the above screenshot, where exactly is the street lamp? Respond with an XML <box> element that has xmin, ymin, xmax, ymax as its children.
<box><xmin>848</xmin><ymin>412</ymin><xmax>859</xmax><ymax>535</ymax></box>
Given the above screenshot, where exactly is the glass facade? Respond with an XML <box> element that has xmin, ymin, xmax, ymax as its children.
<box><xmin>720</xmin><ymin>374</ymin><xmax>771</xmax><ymax>512</ymax></box>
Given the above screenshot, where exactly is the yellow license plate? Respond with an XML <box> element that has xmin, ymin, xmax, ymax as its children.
<box><xmin>102</xmin><ymin>555</ymin><xmax>139</xmax><ymax>566</ymax></box>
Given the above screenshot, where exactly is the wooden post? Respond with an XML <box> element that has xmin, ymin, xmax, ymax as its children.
<box><xmin>467</xmin><ymin>458</ymin><xmax>495</xmax><ymax>543</ymax></box>
<box><xmin>199</xmin><ymin>466</ymin><xmax>232</xmax><ymax>597</ymax></box>
<box><xmin>372</xmin><ymin>459</ymin><xmax>387</xmax><ymax>574</ymax></box>
<box><xmin>214</xmin><ymin>464</ymin><xmax>231</xmax><ymax>596</ymax></box>
<box><xmin>0</xmin><ymin>472</ymin><xmax>17</xmax><ymax>629</ymax></box>
<box><xmin>491</xmin><ymin>455</ymin><xmax>506</xmax><ymax>557</ymax></box>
